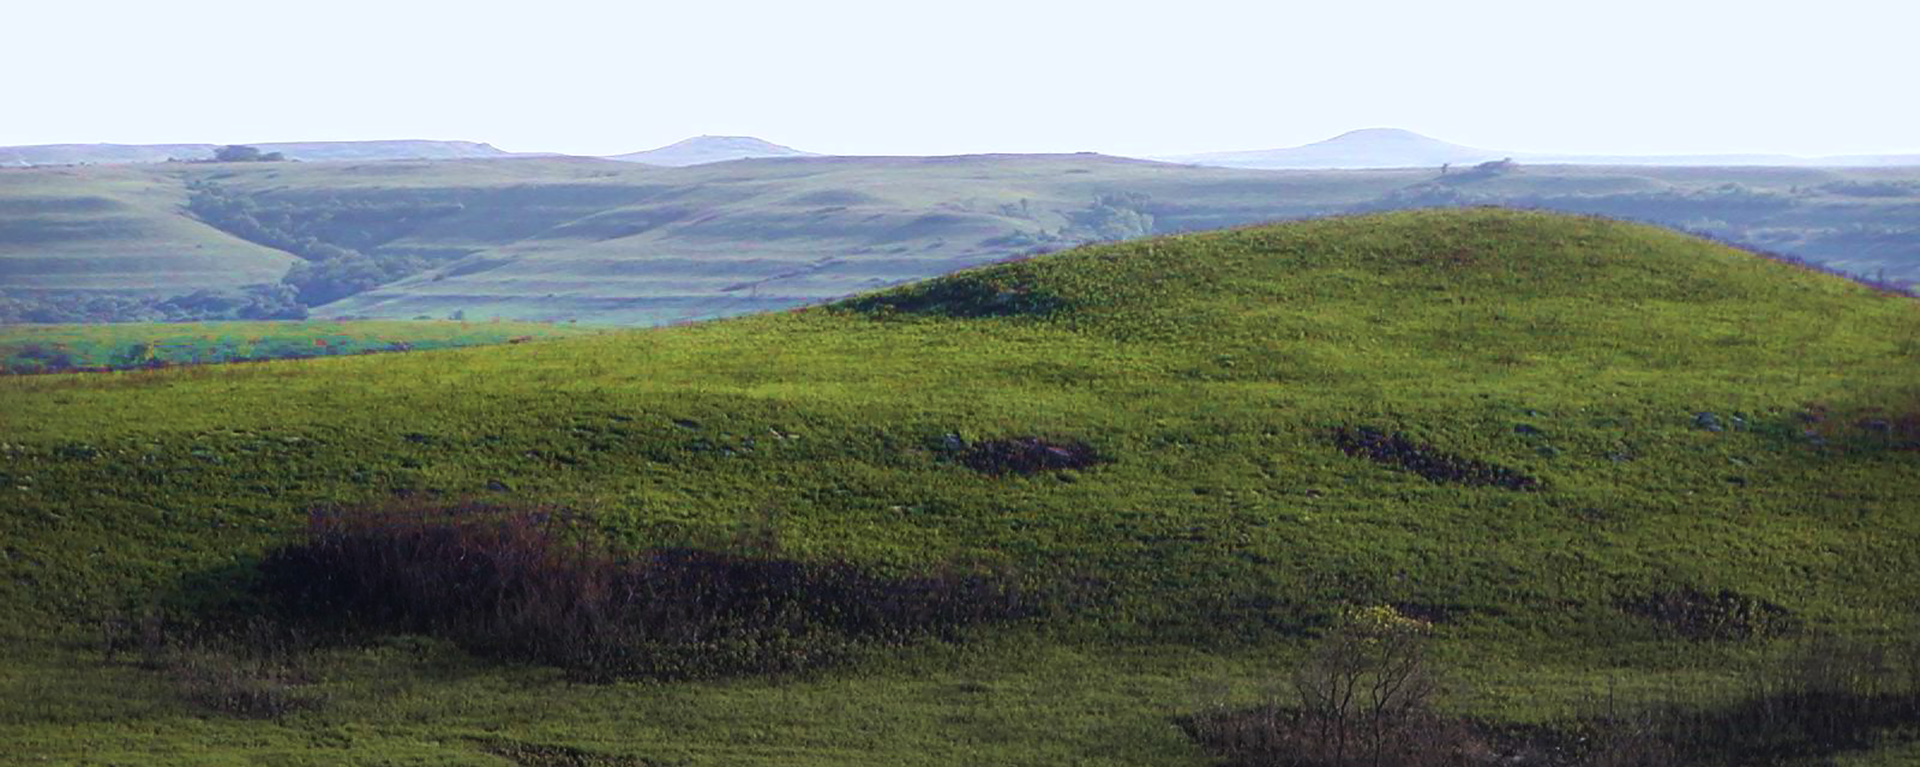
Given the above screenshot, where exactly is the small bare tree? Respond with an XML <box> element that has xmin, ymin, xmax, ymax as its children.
<box><xmin>1293</xmin><ymin>605</ymin><xmax>1445</xmax><ymax>767</ymax></box>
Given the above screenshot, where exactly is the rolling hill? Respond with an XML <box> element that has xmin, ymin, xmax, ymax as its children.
<box><xmin>0</xmin><ymin>164</ymin><xmax>299</xmax><ymax>296</ymax></box>
<box><xmin>1163</xmin><ymin>128</ymin><xmax>1511</xmax><ymax>170</ymax></box>
<box><xmin>2</xmin><ymin>155</ymin><xmax>1917</xmax><ymax>325</ymax></box>
<box><xmin>3</xmin><ymin>210</ymin><xmax>1917</xmax><ymax>764</ymax></box>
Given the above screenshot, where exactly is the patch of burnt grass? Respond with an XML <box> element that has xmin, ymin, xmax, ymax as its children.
<box><xmin>99</xmin><ymin>611</ymin><xmax>324</xmax><ymax>719</ymax></box>
<box><xmin>1620</xmin><ymin>586</ymin><xmax>1798</xmax><ymax>641</ymax></box>
<box><xmin>1331</xmin><ymin>427</ymin><xmax>1540</xmax><ymax>491</ymax></box>
<box><xmin>256</xmin><ymin>501</ymin><xmax>1045</xmax><ymax>680</ymax></box>
<box><xmin>474</xmin><ymin>738</ymin><xmax>683</xmax><ymax>767</ymax></box>
<box><xmin>841</xmin><ymin>274</ymin><xmax>1066</xmax><ymax>319</ymax></box>
<box><xmin>959</xmin><ymin>436</ymin><xmax>1103</xmax><ymax>476</ymax></box>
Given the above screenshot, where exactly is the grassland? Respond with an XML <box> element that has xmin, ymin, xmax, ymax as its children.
<box><xmin>0</xmin><ymin>320</ymin><xmax>600</xmax><ymax>374</ymax></box>
<box><xmin>1</xmin><ymin>210</ymin><xmax>1918</xmax><ymax>764</ymax></box>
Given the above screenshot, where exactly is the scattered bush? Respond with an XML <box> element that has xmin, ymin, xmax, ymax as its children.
<box><xmin>473</xmin><ymin>738</ymin><xmax>680</xmax><ymax>767</ymax></box>
<box><xmin>1331</xmin><ymin>427</ymin><xmax>1540</xmax><ymax>490</ymax></box>
<box><xmin>841</xmin><ymin>274</ymin><xmax>1066</xmax><ymax>319</ymax></box>
<box><xmin>255</xmin><ymin>501</ymin><xmax>1043</xmax><ymax>680</ymax></box>
<box><xmin>1182</xmin><ymin>606</ymin><xmax>1477</xmax><ymax>767</ymax></box>
<box><xmin>1185</xmin><ymin>631</ymin><xmax>1920</xmax><ymax>767</ymax></box>
<box><xmin>957</xmin><ymin>436</ymin><xmax>1103</xmax><ymax>476</ymax></box>
<box><xmin>212</xmin><ymin>145</ymin><xmax>286</xmax><ymax>163</ymax></box>
<box><xmin>99</xmin><ymin>610</ymin><xmax>322</xmax><ymax>719</ymax></box>
<box><xmin>1619</xmin><ymin>586</ymin><xmax>1798</xmax><ymax>640</ymax></box>
<box><xmin>0</xmin><ymin>284</ymin><xmax>306</xmax><ymax>325</ymax></box>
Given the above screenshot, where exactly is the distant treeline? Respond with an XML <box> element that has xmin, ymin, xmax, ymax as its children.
<box><xmin>185</xmin><ymin>180</ymin><xmax>468</xmax><ymax>306</ymax></box>
<box><xmin>0</xmin><ymin>284</ymin><xmax>306</xmax><ymax>324</ymax></box>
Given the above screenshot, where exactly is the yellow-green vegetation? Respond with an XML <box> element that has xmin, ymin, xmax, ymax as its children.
<box><xmin>2</xmin><ymin>210</ymin><xmax>1918</xmax><ymax>765</ymax></box>
<box><xmin>0</xmin><ymin>319</ymin><xmax>601</xmax><ymax>374</ymax></box>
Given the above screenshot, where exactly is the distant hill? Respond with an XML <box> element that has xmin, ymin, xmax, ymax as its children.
<box><xmin>1165</xmin><ymin>128</ymin><xmax>1509</xmax><ymax>170</ymax></box>
<box><xmin>3</xmin><ymin>155</ymin><xmax>1915</xmax><ymax>324</ymax></box>
<box><xmin>0</xmin><ymin>140</ymin><xmax>513</xmax><ymax>167</ymax></box>
<box><xmin>0</xmin><ymin>164</ymin><xmax>300</xmax><ymax>297</ymax></box>
<box><xmin>606</xmin><ymin>135</ymin><xmax>821</xmax><ymax>166</ymax></box>
<box><xmin>1164</xmin><ymin>128</ymin><xmax>1920</xmax><ymax>169</ymax></box>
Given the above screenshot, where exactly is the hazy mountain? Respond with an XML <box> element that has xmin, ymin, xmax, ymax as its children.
<box><xmin>0</xmin><ymin>140</ymin><xmax>513</xmax><ymax>167</ymax></box>
<box><xmin>1163</xmin><ymin>128</ymin><xmax>1920</xmax><ymax>170</ymax></box>
<box><xmin>606</xmin><ymin>136</ymin><xmax>821</xmax><ymax>166</ymax></box>
<box><xmin>1163</xmin><ymin>128</ymin><xmax>1509</xmax><ymax>170</ymax></box>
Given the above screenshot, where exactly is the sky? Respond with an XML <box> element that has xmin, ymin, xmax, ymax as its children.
<box><xmin>6</xmin><ymin>0</ymin><xmax>1917</xmax><ymax>158</ymax></box>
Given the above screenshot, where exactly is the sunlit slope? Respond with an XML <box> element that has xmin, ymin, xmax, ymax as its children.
<box><xmin>0</xmin><ymin>165</ymin><xmax>298</xmax><ymax>295</ymax></box>
<box><xmin>5</xmin><ymin>210</ymin><xmax>1916</xmax><ymax>640</ymax></box>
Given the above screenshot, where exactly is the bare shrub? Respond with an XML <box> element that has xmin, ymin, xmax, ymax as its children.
<box><xmin>1331</xmin><ymin>427</ymin><xmax>1539</xmax><ymax>491</ymax></box>
<box><xmin>255</xmin><ymin>500</ymin><xmax>1044</xmax><ymax>680</ymax></box>
<box><xmin>1184</xmin><ymin>606</ymin><xmax>1483</xmax><ymax>767</ymax></box>
<box><xmin>1618</xmin><ymin>586</ymin><xmax>1797</xmax><ymax>640</ymax></box>
<box><xmin>99</xmin><ymin>610</ymin><xmax>321</xmax><ymax>718</ymax></box>
<box><xmin>167</xmin><ymin>648</ymin><xmax>317</xmax><ymax>719</ymax></box>
<box><xmin>959</xmin><ymin>437</ymin><xmax>1102</xmax><ymax>476</ymax></box>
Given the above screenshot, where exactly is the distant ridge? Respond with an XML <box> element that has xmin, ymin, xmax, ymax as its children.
<box><xmin>606</xmin><ymin>136</ymin><xmax>821</xmax><ymax>166</ymax></box>
<box><xmin>1162</xmin><ymin>128</ymin><xmax>1920</xmax><ymax>170</ymax></box>
<box><xmin>0</xmin><ymin>140</ymin><xmax>513</xmax><ymax>167</ymax></box>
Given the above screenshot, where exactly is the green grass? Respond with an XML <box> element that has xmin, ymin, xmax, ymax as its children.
<box><xmin>0</xmin><ymin>319</ymin><xmax>602</xmax><ymax>374</ymax></box>
<box><xmin>2</xmin><ymin>209</ymin><xmax>1917</xmax><ymax>764</ymax></box>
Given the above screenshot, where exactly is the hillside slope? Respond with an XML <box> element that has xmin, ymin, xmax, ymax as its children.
<box><xmin>0</xmin><ymin>165</ymin><xmax>299</xmax><ymax>296</ymax></box>
<box><xmin>4</xmin><ymin>210</ymin><xmax>1917</xmax><ymax>764</ymax></box>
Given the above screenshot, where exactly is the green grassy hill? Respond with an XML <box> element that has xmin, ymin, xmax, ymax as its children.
<box><xmin>3</xmin><ymin>210</ymin><xmax>1917</xmax><ymax>765</ymax></box>
<box><xmin>4</xmin><ymin>157</ymin><xmax>1916</xmax><ymax>326</ymax></box>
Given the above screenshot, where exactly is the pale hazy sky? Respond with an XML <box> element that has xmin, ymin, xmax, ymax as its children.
<box><xmin>7</xmin><ymin>0</ymin><xmax>1916</xmax><ymax>158</ymax></box>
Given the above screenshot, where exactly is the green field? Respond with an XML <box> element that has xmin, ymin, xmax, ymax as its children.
<box><xmin>2</xmin><ymin>210</ymin><xmax>1918</xmax><ymax>765</ymax></box>
<box><xmin>0</xmin><ymin>320</ymin><xmax>601</xmax><ymax>374</ymax></box>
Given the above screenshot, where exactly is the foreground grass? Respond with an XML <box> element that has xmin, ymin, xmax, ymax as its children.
<box><xmin>2</xmin><ymin>210</ymin><xmax>1917</xmax><ymax>764</ymax></box>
